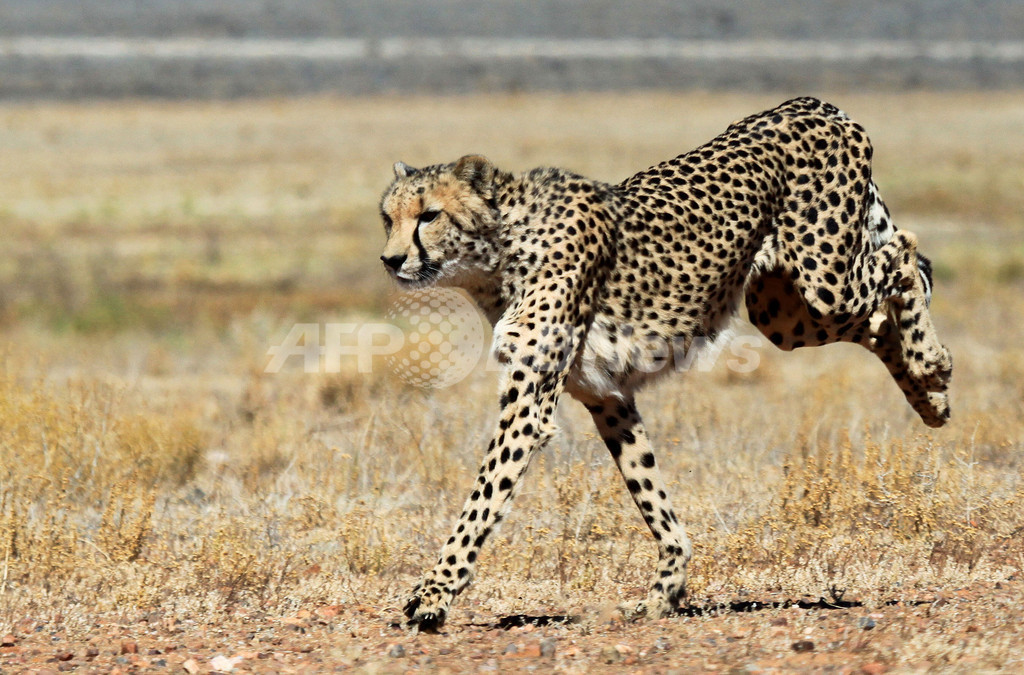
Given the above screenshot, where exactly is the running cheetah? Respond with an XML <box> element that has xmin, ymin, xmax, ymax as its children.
<box><xmin>378</xmin><ymin>97</ymin><xmax>952</xmax><ymax>630</ymax></box>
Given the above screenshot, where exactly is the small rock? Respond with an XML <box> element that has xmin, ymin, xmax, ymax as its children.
<box><xmin>315</xmin><ymin>605</ymin><xmax>341</xmax><ymax>620</ymax></box>
<box><xmin>503</xmin><ymin>643</ymin><xmax>519</xmax><ymax>655</ymax></box>
<box><xmin>84</xmin><ymin>646</ymin><xmax>100</xmax><ymax>659</ymax></box>
<box><xmin>140</xmin><ymin>611</ymin><xmax>163</xmax><ymax>624</ymax></box>
<box><xmin>857</xmin><ymin>616</ymin><xmax>877</xmax><ymax>630</ymax></box>
<box><xmin>1</xmin><ymin>633</ymin><xmax>16</xmax><ymax>646</ymax></box>
<box><xmin>387</xmin><ymin>643</ymin><xmax>406</xmax><ymax>658</ymax></box>
<box><xmin>654</xmin><ymin>636</ymin><xmax>671</xmax><ymax>651</ymax></box>
<box><xmin>539</xmin><ymin>637</ymin><xmax>557</xmax><ymax>657</ymax></box>
<box><xmin>601</xmin><ymin>645</ymin><xmax>622</xmax><ymax>664</ymax></box>
<box><xmin>770</xmin><ymin>617</ymin><xmax>788</xmax><ymax>626</ymax></box>
<box><xmin>791</xmin><ymin>640</ymin><xmax>815</xmax><ymax>653</ymax></box>
<box><xmin>602</xmin><ymin>643</ymin><xmax>633</xmax><ymax>663</ymax></box>
<box><xmin>861</xmin><ymin>662</ymin><xmax>888</xmax><ymax>675</ymax></box>
<box><xmin>281</xmin><ymin>616</ymin><xmax>306</xmax><ymax>632</ymax></box>
<box><xmin>210</xmin><ymin>654</ymin><xmax>244</xmax><ymax>672</ymax></box>
<box><xmin>120</xmin><ymin>641</ymin><xmax>139</xmax><ymax>655</ymax></box>
<box><xmin>182</xmin><ymin>658</ymin><xmax>202</xmax><ymax>674</ymax></box>
<box><xmin>55</xmin><ymin>650</ymin><xmax>74</xmax><ymax>661</ymax></box>
<box><xmin>153</xmin><ymin>659</ymin><xmax>167</xmax><ymax>667</ymax></box>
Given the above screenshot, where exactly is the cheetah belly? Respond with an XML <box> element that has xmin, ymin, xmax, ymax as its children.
<box><xmin>565</xmin><ymin>317</ymin><xmax>735</xmax><ymax>402</ymax></box>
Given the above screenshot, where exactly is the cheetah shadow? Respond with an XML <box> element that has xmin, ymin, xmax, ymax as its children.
<box><xmin>475</xmin><ymin>596</ymin><xmax>929</xmax><ymax>629</ymax></box>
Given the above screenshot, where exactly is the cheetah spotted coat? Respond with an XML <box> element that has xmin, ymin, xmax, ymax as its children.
<box><xmin>378</xmin><ymin>97</ymin><xmax>952</xmax><ymax>630</ymax></box>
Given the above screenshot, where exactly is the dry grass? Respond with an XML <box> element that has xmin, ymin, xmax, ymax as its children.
<box><xmin>0</xmin><ymin>92</ymin><xmax>1023</xmax><ymax>671</ymax></box>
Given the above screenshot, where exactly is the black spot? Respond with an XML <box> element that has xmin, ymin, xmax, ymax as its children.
<box><xmin>640</xmin><ymin>453</ymin><xmax>656</xmax><ymax>468</ymax></box>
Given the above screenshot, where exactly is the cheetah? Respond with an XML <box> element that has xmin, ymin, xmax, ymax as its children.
<box><xmin>378</xmin><ymin>97</ymin><xmax>952</xmax><ymax>631</ymax></box>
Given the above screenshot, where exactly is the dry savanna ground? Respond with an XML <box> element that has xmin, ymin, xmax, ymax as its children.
<box><xmin>0</xmin><ymin>92</ymin><xmax>1023</xmax><ymax>673</ymax></box>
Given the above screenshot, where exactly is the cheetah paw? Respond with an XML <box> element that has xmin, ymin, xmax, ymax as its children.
<box><xmin>402</xmin><ymin>583</ymin><xmax>452</xmax><ymax>633</ymax></box>
<box><xmin>619</xmin><ymin>596</ymin><xmax>678</xmax><ymax>621</ymax></box>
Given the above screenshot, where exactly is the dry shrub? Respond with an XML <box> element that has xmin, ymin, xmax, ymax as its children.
<box><xmin>96</xmin><ymin>482</ymin><xmax>156</xmax><ymax>564</ymax></box>
<box><xmin>0</xmin><ymin>484</ymin><xmax>77</xmax><ymax>590</ymax></box>
<box><xmin>0</xmin><ymin>365</ymin><xmax>205</xmax><ymax>497</ymax></box>
<box><xmin>338</xmin><ymin>507</ymin><xmax>396</xmax><ymax>575</ymax></box>
<box><xmin>698</xmin><ymin>425</ymin><xmax>1022</xmax><ymax>602</ymax></box>
<box><xmin>187</xmin><ymin>516</ymin><xmax>302</xmax><ymax>606</ymax></box>
<box><xmin>0</xmin><ymin>359</ymin><xmax>204</xmax><ymax>588</ymax></box>
<box><xmin>115</xmin><ymin>414</ymin><xmax>204</xmax><ymax>486</ymax></box>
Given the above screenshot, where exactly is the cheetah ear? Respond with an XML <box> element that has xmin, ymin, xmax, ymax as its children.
<box><xmin>454</xmin><ymin>154</ymin><xmax>495</xmax><ymax>195</ymax></box>
<box><xmin>393</xmin><ymin>161</ymin><xmax>418</xmax><ymax>179</ymax></box>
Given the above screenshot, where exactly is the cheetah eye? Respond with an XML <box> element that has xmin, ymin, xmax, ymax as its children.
<box><xmin>418</xmin><ymin>210</ymin><xmax>441</xmax><ymax>225</ymax></box>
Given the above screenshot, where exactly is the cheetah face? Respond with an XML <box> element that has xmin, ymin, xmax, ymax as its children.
<box><xmin>379</xmin><ymin>155</ymin><xmax>499</xmax><ymax>288</ymax></box>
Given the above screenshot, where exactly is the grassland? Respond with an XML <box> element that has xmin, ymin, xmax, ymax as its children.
<box><xmin>0</xmin><ymin>92</ymin><xmax>1023</xmax><ymax>673</ymax></box>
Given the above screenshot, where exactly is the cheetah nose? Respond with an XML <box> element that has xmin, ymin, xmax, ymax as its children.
<box><xmin>381</xmin><ymin>254</ymin><xmax>407</xmax><ymax>272</ymax></box>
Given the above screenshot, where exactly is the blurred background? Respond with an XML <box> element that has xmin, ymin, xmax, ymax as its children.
<box><xmin>2</xmin><ymin>0</ymin><xmax>1023</xmax><ymax>97</ymax></box>
<box><xmin>0</xmin><ymin>2</ymin><xmax>1023</xmax><ymax>661</ymax></box>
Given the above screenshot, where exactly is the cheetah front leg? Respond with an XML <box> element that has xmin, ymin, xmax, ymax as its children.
<box><xmin>587</xmin><ymin>398</ymin><xmax>692</xmax><ymax>618</ymax></box>
<box><xmin>403</xmin><ymin>346</ymin><xmax>569</xmax><ymax>631</ymax></box>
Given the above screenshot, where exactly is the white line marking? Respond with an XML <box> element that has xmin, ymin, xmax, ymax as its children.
<box><xmin>2</xmin><ymin>37</ymin><xmax>1024</xmax><ymax>63</ymax></box>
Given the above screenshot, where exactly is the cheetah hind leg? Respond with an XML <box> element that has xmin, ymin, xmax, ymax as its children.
<box><xmin>587</xmin><ymin>399</ymin><xmax>692</xmax><ymax>620</ymax></box>
<box><xmin>745</xmin><ymin>231</ymin><xmax>951</xmax><ymax>427</ymax></box>
<box><xmin>863</xmin><ymin>233</ymin><xmax>952</xmax><ymax>426</ymax></box>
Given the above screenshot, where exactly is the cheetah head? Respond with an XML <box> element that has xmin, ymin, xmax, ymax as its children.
<box><xmin>379</xmin><ymin>155</ymin><xmax>500</xmax><ymax>288</ymax></box>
